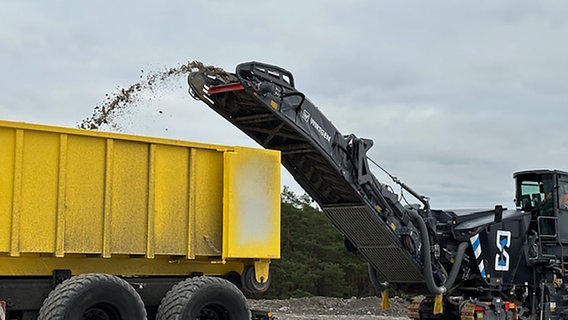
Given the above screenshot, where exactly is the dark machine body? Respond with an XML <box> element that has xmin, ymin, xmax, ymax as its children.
<box><xmin>188</xmin><ymin>62</ymin><xmax>568</xmax><ymax>319</ymax></box>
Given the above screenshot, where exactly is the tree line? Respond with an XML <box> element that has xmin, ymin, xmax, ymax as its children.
<box><xmin>252</xmin><ymin>187</ymin><xmax>376</xmax><ymax>299</ymax></box>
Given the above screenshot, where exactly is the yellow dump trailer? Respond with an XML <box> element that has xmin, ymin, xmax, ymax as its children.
<box><xmin>0</xmin><ymin>120</ymin><xmax>280</xmax><ymax>320</ymax></box>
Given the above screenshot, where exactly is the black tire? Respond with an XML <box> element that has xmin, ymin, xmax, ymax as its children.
<box><xmin>38</xmin><ymin>273</ymin><xmax>147</xmax><ymax>320</ymax></box>
<box><xmin>241</xmin><ymin>266</ymin><xmax>271</xmax><ymax>294</ymax></box>
<box><xmin>156</xmin><ymin>276</ymin><xmax>250</xmax><ymax>320</ymax></box>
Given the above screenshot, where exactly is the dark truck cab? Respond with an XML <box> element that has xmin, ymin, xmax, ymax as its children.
<box><xmin>515</xmin><ymin>169</ymin><xmax>568</xmax><ymax>258</ymax></box>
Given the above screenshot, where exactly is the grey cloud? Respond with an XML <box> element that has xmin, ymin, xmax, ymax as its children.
<box><xmin>1</xmin><ymin>1</ymin><xmax>567</xmax><ymax>208</ymax></box>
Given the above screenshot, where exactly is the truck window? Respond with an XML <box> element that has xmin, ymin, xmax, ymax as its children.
<box><xmin>519</xmin><ymin>181</ymin><xmax>542</xmax><ymax>208</ymax></box>
<box><xmin>559</xmin><ymin>178</ymin><xmax>568</xmax><ymax>210</ymax></box>
<box><xmin>517</xmin><ymin>176</ymin><xmax>553</xmax><ymax>216</ymax></box>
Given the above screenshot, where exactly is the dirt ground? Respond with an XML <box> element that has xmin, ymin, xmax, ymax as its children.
<box><xmin>249</xmin><ymin>296</ymin><xmax>410</xmax><ymax>320</ymax></box>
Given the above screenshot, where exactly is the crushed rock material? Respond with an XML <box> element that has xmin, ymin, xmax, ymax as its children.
<box><xmin>78</xmin><ymin>61</ymin><xmax>233</xmax><ymax>131</ymax></box>
<box><xmin>249</xmin><ymin>296</ymin><xmax>410</xmax><ymax>318</ymax></box>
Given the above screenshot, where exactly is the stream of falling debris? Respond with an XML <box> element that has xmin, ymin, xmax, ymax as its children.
<box><xmin>77</xmin><ymin>61</ymin><xmax>231</xmax><ymax>130</ymax></box>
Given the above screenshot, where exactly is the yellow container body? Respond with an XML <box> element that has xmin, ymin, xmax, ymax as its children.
<box><xmin>0</xmin><ymin>120</ymin><xmax>280</xmax><ymax>277</ymax></box>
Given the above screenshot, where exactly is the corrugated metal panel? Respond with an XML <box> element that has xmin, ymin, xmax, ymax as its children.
<box><xmin>359</xmin><ymin>246</ymin><xmax>425</xmax><ymax>283</ymax></box>
<box><xmin>324</xmin><ymin>205</ymin><xmax>425</xmax><ymax>283</ymax></box>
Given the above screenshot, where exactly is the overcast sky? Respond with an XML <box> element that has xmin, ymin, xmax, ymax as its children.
<box><xmin>1</xmin><ymin>1</ymin><xmax>567</xmax><ymax>209</ymax></box>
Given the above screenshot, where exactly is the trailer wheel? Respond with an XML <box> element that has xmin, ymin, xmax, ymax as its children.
<box><xmin>156</xmin><ymin>276</ymin><xmax>250</xmax><ymax>320</ymax></box>
<box><xmin>38</xmin><ymin>273</ymin><xmax>147</xmax><ymax>320</ymax></box>
<box><xmin>241</xmin><ymin>266</ymin><xmax>271</xmax><ymax>293</ymax></box>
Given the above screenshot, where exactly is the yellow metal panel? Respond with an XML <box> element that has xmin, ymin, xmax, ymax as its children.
<box><xmin>223</xmin><ymin>147</ymin><xmax>280</xmax><ymax>259</ymax></box>
<box><xmin>19</xmin><ymin>130</ymin><xmax>59</xmax><ymax>253</ymax></box>
<box><xmin>110</xmin><ymin>140</ymin><xmax>149</xmax><ymax>254</ymax></box>
<box><xmin>153</xmin><ymin>144</ymin><xmax>190</xmax><ymax>255</ymax></box>
<box><xmin>0</xmin><ymin>128</ymin><xmax>15</xmax><ymax>252</ymax></box>
<box><xmin>191</xmin><ymin>149</ymin><xmax>224</xmax><ymax>257</ymax></box>
<box><xmin>0</xmin><ymin>255</ymin><xmax>246</xmax><ymax>277</ymax></box>
<box><xmin>64</xmin><ymin>135</ymin><xmax>106</xmax><ymax>253</ymax></box>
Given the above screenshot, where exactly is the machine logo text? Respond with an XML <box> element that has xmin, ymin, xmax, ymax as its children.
<box><xmin>301</xmin><ymin>109</ymin><xmax>332</xmax><ymax>143</ymax></box>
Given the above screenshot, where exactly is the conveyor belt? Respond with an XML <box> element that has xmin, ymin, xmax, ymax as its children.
<box><xmin>188</xmin><ymin>61</ymin><xmax>425</xmax><ymax>284</ymax></box>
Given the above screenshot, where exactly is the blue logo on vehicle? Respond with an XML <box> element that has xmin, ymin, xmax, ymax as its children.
<box><xmin>495</xmin><ymin>230</ymin><xmax>511</xmax><ymax>271</ymax></box>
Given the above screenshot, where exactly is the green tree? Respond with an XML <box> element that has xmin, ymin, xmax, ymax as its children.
<box><xmin>258</xmin><ymin>187</ymin><xmax>374</xmax><ymax>298</ymax></box>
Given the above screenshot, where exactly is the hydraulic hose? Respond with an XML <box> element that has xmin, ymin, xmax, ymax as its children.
<box><xmin>408</xmin><ymin>209</ymin><xmax>469</xmax><ymax>295</ymax></box>
<box><xmin>368</xmin><ymin>263</ymin><xmax>387</xmax><ymax>291</ymax></box>
<box><xmin>445</xmin><ymin>242</ymin><xmax>469</xmax><ymax>290</ymax></box>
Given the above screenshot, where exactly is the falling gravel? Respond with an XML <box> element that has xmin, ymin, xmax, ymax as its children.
<box><xmin>77</xmin><ymin>61</ymin><xmax>234</xmax><ymax>131</ymax></box>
